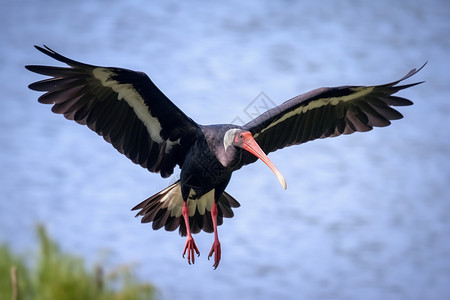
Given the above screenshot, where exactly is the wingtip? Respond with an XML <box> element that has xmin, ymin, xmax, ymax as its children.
<box><xmin>33</xmin><ymin>44</ymin><xmax>56</xmax><ymax>56</ymax></box>
<box><xmin>29</xmin><ymin>44</ymin><xmax>95</xmax><ymax>69</ymax></box>
<box><xmin>387</xmin><ymin>62</ymin><xmax>427</xmax><ymax>89</ymax></box>
<box><xmin>33</xmin><ymin>44</ymin><xmax>43</xmax><ymax>52</ymax></box>
<box><xmin>410</xmin><ymin>61</ymin><xmax>427</xmax><ymax>76</ymax></box>
<box><xmin>419</xmin><ymin>61</ymin><xmax>428</xmax><ymax>70</ymax></box>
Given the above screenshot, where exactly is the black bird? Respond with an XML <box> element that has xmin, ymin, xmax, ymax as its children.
<box><xmin>26</xmin><ymin>45</ymin><xmax>424</xmax><ymax>268</ymax></box>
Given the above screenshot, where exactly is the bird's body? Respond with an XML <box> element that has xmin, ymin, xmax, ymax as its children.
<box><xmin>26</xmin><ymin>45</ymin><xmax>424</xmax><ymax>268</ymax></box>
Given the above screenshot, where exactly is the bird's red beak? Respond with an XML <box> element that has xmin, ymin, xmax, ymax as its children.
<box><xmin>239</xmin><ymin>132</ymin><xmax>287</xmax><ymax>189</ymax></box>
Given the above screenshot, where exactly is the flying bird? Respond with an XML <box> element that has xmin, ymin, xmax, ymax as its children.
<box><xmin>26</xmin><ymin>45</ymin><xmax>424</xmax><ymax>269</ymax></box>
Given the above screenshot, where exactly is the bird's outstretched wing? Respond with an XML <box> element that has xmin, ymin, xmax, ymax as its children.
<box><xmin>240</xmin><ymin>64</ymin><xmax>425</xmax><ymax>166</ymax></box>
<box><xmin>26</xmin><ymin>45</ymin><xmax>200</xmax><ymax>177</ymax></box>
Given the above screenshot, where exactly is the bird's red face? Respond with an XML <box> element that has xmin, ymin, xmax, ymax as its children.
<box><xmin>233</xmin><ymin>131</ymin><xmax>287</xmax><ymax>189</ymax></box>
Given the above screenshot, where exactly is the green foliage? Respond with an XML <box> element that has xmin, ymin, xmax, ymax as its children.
<box><xmin>0</xmin><ymin>244</ymin><xmax>32</xmax><ymax>300</ymax></box>
<box><xmin>0</xmin><ymin>225</ymin><xmax>155</xmax><ymax>300</ymax></box>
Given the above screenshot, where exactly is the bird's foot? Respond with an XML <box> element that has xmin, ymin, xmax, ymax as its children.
<box><xmin>182</xmin><ymin>235</ymin><xmax>200</xmax><ymax>265</ymax></box>
<box><xmin>208</xmin><ymin>239</ymin><xmax>221</xmax><ymax>269</ymax></box>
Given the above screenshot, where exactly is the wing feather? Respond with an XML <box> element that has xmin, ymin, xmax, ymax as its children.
<box><xmin>240</xmin><ymin>64</ymin><xmax>425</xmax><ymax>166</ymax></box>
<box><xmin>27</xmin><ymin>45</ymin><xmax>200</xmax><ymax>177</ymax></box>
<box><xmin>132</xmin><ymin>181</ymin><xmax>241</xmax><ymax>235</ymax></box>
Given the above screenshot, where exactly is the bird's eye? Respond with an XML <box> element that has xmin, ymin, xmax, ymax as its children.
<box><xmin>239</xmin><ymin>134</ymin><xmax>244</xmax><ymax>139</ymax></box>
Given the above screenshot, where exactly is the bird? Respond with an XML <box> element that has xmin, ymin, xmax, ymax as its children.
<box><xmin>26</xmin><ymin>45</ymin><xmax>424</xmax><ymax>269</ymax></box>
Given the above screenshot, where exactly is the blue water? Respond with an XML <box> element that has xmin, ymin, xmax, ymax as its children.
<box><xmin>1</xmin><ymin>0</ymin><xmax>450</xmax><ymax>299</ymax></box>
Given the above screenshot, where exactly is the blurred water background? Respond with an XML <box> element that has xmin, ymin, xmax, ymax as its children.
<box><xmin>1</xmin><ymin>0</ymin><xmax>449</xmax><ymax>299</ymax></box>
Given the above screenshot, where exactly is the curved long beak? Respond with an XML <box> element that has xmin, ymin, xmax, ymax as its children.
<box><xmin>240</xmin><ymin>132</ymin><xmax>287</xmax><ymax>189</ymax></box>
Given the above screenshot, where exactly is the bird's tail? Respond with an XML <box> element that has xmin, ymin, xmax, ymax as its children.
<box><xmin>132</xmin><ymin>181</ymin><xmax>240</xmax><ymax>236</ymax></box>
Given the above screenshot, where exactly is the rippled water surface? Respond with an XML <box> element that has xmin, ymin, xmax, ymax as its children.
<box><xmin>1</xmin><ymin>1</ymin><xmax>449</xmax><ymax>299</ymax></box>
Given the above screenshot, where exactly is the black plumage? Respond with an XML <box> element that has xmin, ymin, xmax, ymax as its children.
<box><xmin>26</xmin><ymin>45</ymin><xmax>424</xmax><ymax>268</ymax></box>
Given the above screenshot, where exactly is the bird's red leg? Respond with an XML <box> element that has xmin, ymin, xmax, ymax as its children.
<box><xmin>208</xmin><ymin>201</ymin><xmax>221</xmax><ymax>269</ymax></box>
<box><xmin>182</xmin><ymin>201</ymin><xmax>199</xmax><ymax>264</ymax></box>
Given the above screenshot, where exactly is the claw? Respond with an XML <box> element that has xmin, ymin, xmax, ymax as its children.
<box><xmin>182</xmin><ymin>235</ymin><xmax>200</xmax><ymax>265</ymax></box>
<box><xmin>208</xmin><ymin>201</ymin><xmax>222</xmax><ymax>269</ymax></box>
<box><xmin>181</xmin><ymin>201</ymin><xmax>199</xmax><ymax>265</ymax></box>
<box><xmin>208</xmin><ymin>240</ymin><xmax>221</xmax><ymax>269</ymax></box>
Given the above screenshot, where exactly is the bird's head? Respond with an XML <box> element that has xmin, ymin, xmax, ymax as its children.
<box><xmin>226</xmin><ymin>129</ymin><xmax>287</xmax><ymax>189</ymax></box>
